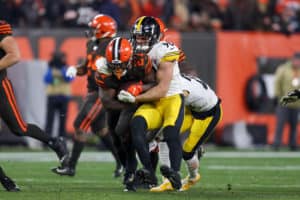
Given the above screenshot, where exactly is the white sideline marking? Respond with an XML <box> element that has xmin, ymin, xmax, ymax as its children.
<box><xmin>207</xmin><ymin>165</ymin><xmax>300</xmax><ymax>171</ymax></box>
<box><xmin>0</xmin><ymin>151</ymin><xmax>299</xmax><ymax>162</ymax></box>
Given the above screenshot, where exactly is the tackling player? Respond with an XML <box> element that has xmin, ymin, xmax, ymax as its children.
<box><xmin>95</xmin><ymin>37</ymin><xmax>156</xmax><ymax>191</ymax></box>
<box><xmin>52</xmin><ymin>14</ymin><xmax>124</xmax><ymax>178</ymax></box>
<box><xmin>150</xmin><ymin>74</ymin><xmax>222</xmax><ymax>192</ymax></box>
<box><xmin>117</xmin><ymin>16</ymin><xmax>185</xmax><ymax>190</ymax></box>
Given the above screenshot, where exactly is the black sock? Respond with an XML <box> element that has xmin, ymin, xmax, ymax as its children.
<box><xmin>25</xmin><ymin>124</ymin><xmax>51</xmax><ymax>143</ymax></box>
<box><xmin>69</xmin><ymin>140</ymin><xmax>85</xmax><ymax>169</ymax></box>
<box><xmin>150</xmin><ymin>151</ymin><xmax>159</xmax><ymax>172</ymax></box>
<box><xmin>164</xmin><ymin>126</ymin><xmax>182</xmax><ymax>172</ymax></box>
<box><xmin>99</xmin><ymin>134</ymin><xmax>122</xmax><ymax>167</ymax></box>
<box><xmin>0</xmin><ymin>166</ymin><xmax>6</xmax><ymax>179</ymax></box>
<box><xmin>131</xmin><ymin>116</ymin><xmax>154</xmax><ymax>173</ymax></box>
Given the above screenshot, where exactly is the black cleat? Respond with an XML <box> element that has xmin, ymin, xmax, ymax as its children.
<box><xmin>51</xmin><ymin>166</ymin><xmax>75</xmax><ymax>177</ymax></box>
<box><xmin>123</xmin><ymin>172</ymin><xmax>136</xmax><ymax>192</ymax></box>
<box><xmin>48</xmin><ymin>137</ymin><xmax>69</xmax><ymax>164</ymax></box>
<box><xmin>0</xmin><ymin>176</ymin><xmax>20</xmax><ymax>192</ymax></box>
<box><xmin>160</xmin><ymin>165</ymin><xmax>182</xmax><ymax>190</ymax></box>
<box><xmin>135</xmin><ymin>168</ymin><xmax>158</xmax><ymax>189</ymax></box>
<box><xmin>114</xmin><ymin>165</ymin><xmax>124</xmax><ymax>178</ymax></box>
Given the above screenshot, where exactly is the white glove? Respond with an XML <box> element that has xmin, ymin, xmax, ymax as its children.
<box><xmin>66</xmin><ymin>66</ymin><xmax>77</xmax><ymax>78</ymax></box>
<box><xmin>95</xmin><ymin>57</ymin><xmax>107</xmax><ymax>73</ymax></box>
<box><xmin>117</xmin><ymin>90</ymin><xmax>136</xmax><ymax>103</ymax></box>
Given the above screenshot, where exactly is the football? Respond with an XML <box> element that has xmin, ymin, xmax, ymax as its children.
<box><xmin>119</xmin><ymin>81</ymin><xmax>143</xmax><ymax>96</ymax></box>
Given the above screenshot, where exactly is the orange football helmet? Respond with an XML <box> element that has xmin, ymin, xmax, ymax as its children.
<box><xmin>155</xmin><ymin>17</ymin><xmax>167</xmax><ymax>40</ymax></box>
<box><xmin>87</xmin><ymin>14</ymin><xmax>117</xmax><ymax>39</ymax></box>
<box><xmin>105</xmin><ymin>37</ymin><xmax>133</xmax><ymax>79</ymax></box>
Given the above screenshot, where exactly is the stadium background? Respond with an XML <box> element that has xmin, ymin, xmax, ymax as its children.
<box><xmin>1</xmin><ymin>30</ymin><xmax>300</xmax><ymax>148</ymax></box>
<box><xmin>0</xmin><ymin>0</ymin><xmax>300</xmax><ymax>150</ymax></box>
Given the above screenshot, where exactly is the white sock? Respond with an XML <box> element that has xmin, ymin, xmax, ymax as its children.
<box><xmin>185</xmin><ymin>154</ymin><xmax>199</xmax><ymax>179</ymax></box>
<box><xmin>158</xmin><ymin>142</ymin><xmax>170</xmax><ymax>167</ymax></box>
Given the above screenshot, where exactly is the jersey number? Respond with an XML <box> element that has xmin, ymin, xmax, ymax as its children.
<box><xmin>182</xmin><ymin>74</ymin><xmax>208</xmax><ymax>90</ymax></box>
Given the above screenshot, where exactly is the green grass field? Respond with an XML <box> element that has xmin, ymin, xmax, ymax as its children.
<box><xmin>0</xmin><ymin>151</ymin><xmax>300</xmax><ymax>200</ymax></box>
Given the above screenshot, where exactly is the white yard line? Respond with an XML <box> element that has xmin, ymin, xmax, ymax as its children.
<box><xmin>207</xmin><ymin>165</ymin><xmax>300</xmax><ymax>171</ymax></box>
<box><xmin>0</xmin><ymin>151</ymin><xmax>299</xmax><ymax>162</ymax></box>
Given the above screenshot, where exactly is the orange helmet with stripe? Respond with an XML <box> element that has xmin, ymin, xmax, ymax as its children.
<box><xmin>87</xmin><ymin>14</ymin><xmax>117</xmax><ymax>39</ymax></box>
<box><xmin>105</xmin><ymin>37</ymin><xmax>133</xmax><ymax>79</ymax></box>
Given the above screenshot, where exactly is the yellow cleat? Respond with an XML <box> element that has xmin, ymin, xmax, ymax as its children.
<box><xmin>150</xmin><ymin>179</ymin><xmax>174</xmax><ymax>192</ymax></box>
<box><xmin>180</xmin><ymin>173</ymin><xmax>201</xmax><ymax>191</ymax></box>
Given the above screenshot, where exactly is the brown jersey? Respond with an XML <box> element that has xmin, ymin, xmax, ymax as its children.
<box><xmin>84</xmin><ymin>37</ymin><xmax>112</xmax><ymax>92</ymax></box>
<box><xmin>0</xmin><ymin>20</ymin><xmax>13</xmax><ymax>80</ymax></box>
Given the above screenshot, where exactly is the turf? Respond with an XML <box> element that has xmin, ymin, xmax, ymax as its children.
<box><xmin>0</xmin><ymin>153</ymin><xmax>300</xmax><ymax>200</ymax></box>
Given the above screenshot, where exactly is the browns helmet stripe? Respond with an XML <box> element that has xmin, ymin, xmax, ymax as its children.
<box><xmin>0</xmin><ymin>20</ymin><xmax>12</xmax><ymax>35</ymax></box>
<box><xmin>112</xmin><ymin>37</ymin><xmax>122</xmax><ymax>62</ymax></box>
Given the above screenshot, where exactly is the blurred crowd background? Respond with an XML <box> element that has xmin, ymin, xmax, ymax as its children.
<box><xmin>1</xmin><ymin>0</ymin><xmax>300</xmax><ymax>35</ymax></box>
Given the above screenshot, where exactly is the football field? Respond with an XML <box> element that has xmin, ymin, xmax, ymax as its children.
<box><xmin>0</xmin><ymin>151</ymin><xmax>300</xmax><ymax>200</ymax></box>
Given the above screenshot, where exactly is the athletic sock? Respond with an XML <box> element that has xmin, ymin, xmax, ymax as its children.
<box><xmin>69</xmin><ymin>140</ymin><xmax>85</xmax><ymax>169</ymax></box>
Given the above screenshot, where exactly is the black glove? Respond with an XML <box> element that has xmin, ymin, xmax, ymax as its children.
<box><xmin>280</xmin><ymin>89</ymin><xmax>300</xmax><ymax>106</ymax></box>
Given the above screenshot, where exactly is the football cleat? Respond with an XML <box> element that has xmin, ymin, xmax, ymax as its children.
<box><xmin>0</xmin><ymin>176</ymin><xmax>20</xmax><ymax>192</ymax></box>
<box><xmin>51</xmin><ymin>166</ymin><xmax>75</xmax><ymax>177</ymax></box>
<box><xmin>123</xmin><ymin>172</ymin><xmax>136</xmax><ymax>192</ymax></box>
<box><xmin>160</xmin><ymin>165</ymin><xmax>182</xmax><ymax>190</ymax></box>
<box><xmin>180</xmin><ymin>173</ymin><xmax>201</xmax><ymax>191</ymax></box>
<box><xmin>114</xmin><ymin>165</ymin><xmax>124</xmax><ymax>178</ymax></box>
<box><xmin>135</xmin><ymin>168</ymin><xmax>158</xmax><ymax>188</ymax></box>
<box><xmin>150</xmin><ymin>177</ymin><xmax>173</xmax><ymax>192</ymax></box>
<box><xmin>48</xmin><ymin>137</ymin><xmax>69</xmax><ymax>164</ymax></box>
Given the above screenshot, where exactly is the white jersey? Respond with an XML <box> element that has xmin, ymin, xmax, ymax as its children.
<box><xmin>148</xmin><ymin>41</ymin><xmax>183</xmax><ymax>97</ymax></box>
<box><xmin>180</xmin><ymin>74</ymin><xmax>218</xmax><ymax>112</ymax></box>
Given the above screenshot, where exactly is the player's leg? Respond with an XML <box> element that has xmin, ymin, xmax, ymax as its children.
<box><xmin>0</xmin><ymin>166</ymin><xmax>20</xmax><ymax>192</ymax></box>
<box><xmin>92</xmin><ymin>109</ymin><xmax>124</xmax><ymax>178</ymax></box>
<box><xmin>158</xmin><ymin>94</ymin><xmax>185</xmax><ymax>190</ymax></box>
<box><xmin>52</xmin><ymin>92</ymin><xmax>102</xmax><ymax>176</ymax></box>
<box><xmin>0</xmin><ymin>78</ymin><xmax>68</xmax><ymax>163</ymax></box>
<box><xmin>131</xmin><ymin>103</ymin><xmax>162</xmax><ymax>184</ymax></box>
<box><xmin>181</xmin><ymin>104</ymin><xmax>222</xmax><ymax>191</ymax></box>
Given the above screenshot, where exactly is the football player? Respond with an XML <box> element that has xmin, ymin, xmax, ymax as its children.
<box><xmin>150</xmin><ymin>74</ymin><xmax>222</xmax><ymax>192</ymax></box>
<box><xmin>95</xmin><ymin>37</ymin><xmax>156</xmax><ymax>191</ymax></box>
<box><xmin>0</xmin><ymin>20</ymin><xmax>68</xmax><ymax>178</ymax></box>
<box><xmin>117</xmin><ymin>16</ymin><xmax>185</xmax><ymax>190</ymax></box>
<box><xmin>52</xmin><ymin>14</ymin><xmax>124</xmax><ymax>178</ymax></box>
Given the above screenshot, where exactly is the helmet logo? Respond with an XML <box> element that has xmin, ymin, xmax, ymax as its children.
<box><xmin>136</xmin><ymin>16</ymin><xmax>146</xmax><ymax>32</ymax></box>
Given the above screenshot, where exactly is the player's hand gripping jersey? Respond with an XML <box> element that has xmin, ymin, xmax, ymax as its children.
<box><xmin>147</xmin><ymin>41</ymin><xmax>183</xmax><ymax>97</ymax></box>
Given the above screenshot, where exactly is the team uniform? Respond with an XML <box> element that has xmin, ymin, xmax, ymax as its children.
<box><xmin>96</xmin><ymin>37</ymin><xmax>157</xmax><ymax>191</ymax></box>
<box><xmin>0</xmin><ymin>20</ymin><xmax>67</xmax><ymax>161</ymax></box>
<box><xmin>73</xmin><ymin>38</ymin><xmax>110</xmax><ymax>133</ymax></box>
<box><xmin>152</xmin><ymin>74</ymin><xmax>222</xmax><ymax>192</ymax></box>
<box><xmin>52</xmin><ymin>15</ymin><xmax>123</xmax><ymax>177</ymax></box>
<box><xmin>179</xmin><ymin>74</ymin><xmax>222</xmax><ymax>157</ymax></box>
<box><xmin>133</xmin><ymin>41</ymin><xmax>184</xmax><ymax>131</ymax></box>
<box><xmin>129</xmin><ymin>39</ymin><xmax>185</xmax><ymax>191</ymax></box>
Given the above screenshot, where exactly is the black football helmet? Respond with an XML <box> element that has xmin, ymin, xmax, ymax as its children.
<box><xmin>131</xmin><ymin>16</ymin><xmax>160</xmax><ymax>53</ymax></box>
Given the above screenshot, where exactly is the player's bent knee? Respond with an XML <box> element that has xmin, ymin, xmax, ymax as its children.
<box><xmin>163</xmin><ymin>126</ymin><xmax>180</xmax><ymax>141</ymax></box>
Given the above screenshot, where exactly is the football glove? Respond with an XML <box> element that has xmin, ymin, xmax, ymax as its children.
<box><xmin>280</xmin><ymin>89</ymin><xmax>300</xmax><ymax>106</ymax></box>
<box><xmin>66</xmin><ymin>66</ymin><xmax>77</xmax><ymax>78</ymax></box>
<box><xmin>95</xmin><ymin>57</ymin><xmax>107</xmax><ymax>73</ymax></box>
<box><xmin>117</xmin><ymin>90</ymin><xmax>136</xmax><ymax>103</ymax></box>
